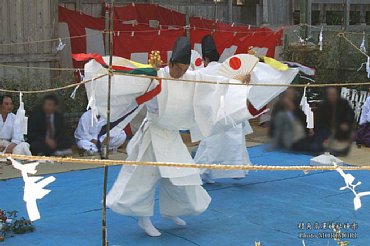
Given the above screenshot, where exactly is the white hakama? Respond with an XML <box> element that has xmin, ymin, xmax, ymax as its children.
<box><xmin>194</xmin><ymin>62</ymin><xmax>252</xmax><ymax>179</ymax></box>
<box><xmin>0</xmin><ymin>112</ymin><xmax>31</xmax><ymax>156</ymax></box>
<box><xmin>74</xmin><ymin>110</ymin><xmax>126</xmax><ymax>153</ymax></box>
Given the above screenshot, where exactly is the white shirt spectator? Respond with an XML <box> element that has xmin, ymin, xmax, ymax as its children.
<box><xmin>0</xmin><ymin>112</ymin><xmax>31</xmax><ymax>155</ymax></box>
<box><xmin>359</xmin><ymin>97</ymin><xmax>370</xmax><ymax>125</ymax></box>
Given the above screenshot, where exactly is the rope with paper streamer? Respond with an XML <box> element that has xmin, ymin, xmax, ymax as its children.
<box><xmin>2</xmin><ymin>153</ymin><xmax>370</xmax><ymax>171</ymax></box>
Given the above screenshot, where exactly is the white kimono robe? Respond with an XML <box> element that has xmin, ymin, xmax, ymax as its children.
<box><xmin>84</xmin><ymin>56</ymin><xmax>250</xmax><ymax>217</ymax></box>
<box><xmin>194</xmin><ymin>62</ymin><xmax>252</xmax><ymax>179</ymax></box>
<box><xmin>74</xmin><ymin>110</ymin><xmax>126</xmax><ymax>153</ymax></box>
<box><xmin>85</xmin><ymin>56</ymin><xmax>298</xmax><ymax>217</ymax></box>
<box><xmin>0</xmin><ymin>113</ymin><xmax>31</xmax><ymax>155</ymax></box>
<box><xmin>194</xmin><ymin>62</ymin><xmax>299</xmax><ymax>179</ymax></box>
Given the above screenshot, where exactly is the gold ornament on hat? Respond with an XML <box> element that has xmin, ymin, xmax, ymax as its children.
<box><xmin>148</xmin><ymin>50</ymin><xmax>163</xmax><ymax>70</ymax></box>
<box><xmin>248</xmin><ymin>46</ymin><xmax>257</xmax><ymax>56</ymax></box>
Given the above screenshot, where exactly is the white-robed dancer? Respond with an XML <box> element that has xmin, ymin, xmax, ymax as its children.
<box><xmin>0</xmin><ymin>95</ymin><xmax>31</xmax><ymax>156</ymax></box>
<box><xmin>194</xmin><ymin>35</ymin><xmax>253</xmax><ymax>182</ymax></box>
<box><xmin>74</xmin><ymin>110</ymin><xmax>126</xmax><ymax>154</ymax></box>
<box><xmin>82</xmin><ymin>37</ymin><xmax>298</xmax><ymax>237</ymax></box>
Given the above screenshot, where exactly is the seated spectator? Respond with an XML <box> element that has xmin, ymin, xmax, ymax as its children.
<box><xmin>315</xmin><ymin>87</ymin><xmax>355</xmax><ymax>156</ymax></box>
<box><xmin>355</xmin><ymin>88</ymin><xmax>370</xmax><ymax>147</ymax></box>
<box><xmin>269</xmin><ymin>88</ymin><xmax>301</xmax><ymax>137</ymax></box>
<box><xmin>0</xmin><ymin>95</ymin><xmax>31</xmax><ymax>155</ymax></box>
<box><xmin>74</xmin><ymin>110</ymin><xmax>126</xmax><ymax>155</ymax></box>
<box><xmin>270</xmin><ymin>91</ymin><xmax>316</xmax><ymax>153</ymax></box>
<box><xmin>28</xmin><ymin>94</ymin><xmax>73</xmax><ymax>156</ymax></box>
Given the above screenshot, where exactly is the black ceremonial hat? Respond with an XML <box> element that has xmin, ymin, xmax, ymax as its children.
<box><xmin>170</xmin><ymin>36</ymin><xmax>191</xmax><ymax>65</ymax></box>
<box><xmin>201</xmin><ymin>35</ymin><xmax>217</xmax><ymax>56</ymax></box>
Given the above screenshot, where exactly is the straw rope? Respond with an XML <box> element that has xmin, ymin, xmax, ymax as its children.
<box><xmin>0</xmin><ymin>74</ymin><xmax>108</xmax><ymax>94</ymax></box>
<box><xmin>0</xmin><ymin>70</ymin><xmax>369</xmax><ymax>95</ymax></box>
<box><xmin>0</xmin><ymin>63</ymin><xmax>82</xmax><ymax>71</ymax></box>
<box><xmin>338</xmin><ymin>33</ymin><xmax>369</xmax><ymax>58</ymax></box>
<box><xmin>2</xmin><ymin>153</ymin><xmax>370</xmax><ymax>171</ymax></box>
<box><xmin>114</xmin><ymin>71</ymin><xmax>370</xmax><ymax>88</ymax></box>
<box><xmin>0</xmin><ymin>23</ymin><xmax>367</xmax><ymax>48</ymax></box>
<box><xmin>0</xmin><ymin>33</ymin><xmax>102</xmax><ymax>47</ymax></box>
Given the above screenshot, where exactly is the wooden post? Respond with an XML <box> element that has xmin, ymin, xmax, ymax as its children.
<box><xmin>102</xmin><ymin>1</ymin><xmax>114</xmax><ymax>246</ymax></box>
<box><xmin>262</xmin><ymin>0</ymin><xmax>268</xmax><ymax>25</ymax></box>
<box><xmin>256</xmin><ymin>2</ymin><xmax>261</xmax><ymax>26</ymax></box>
<box><xmin>228</xmin><ymin>0</ymin><xmax>233</xmax><ymax>23</ymax></box>
<box><xmin>104</xmin><ymin>4</ymin><xmax>110</xmax><ymax>56</ymax></box>
<box><xmin>300</xmin><ymin>0</ymin><xmax>307</xmax><ymax>39</ymax></box>
<box><xmin>306</xmin><ymin>0</ymin><xmax>312</xmax><ymax>37</ymax></box>
<box><xmin>344</xmin><ymin>0</ymin><xmax>350</xmax><ymax>30</ymax></box>
<box><xmin>360</xmin><ymin>4</ymin><xmax>366</xmax><ymax>25</ymax></box>
<box><xmin>319</xmin><ymin>3</ymin><xmax>326</xmax><ymax>25</ymax></box>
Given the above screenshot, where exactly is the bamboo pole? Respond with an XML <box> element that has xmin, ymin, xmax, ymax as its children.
<box><xmin>102</xmin><ymin>1</ymin><xmax>114</xmax><ymax>245</ymax></box>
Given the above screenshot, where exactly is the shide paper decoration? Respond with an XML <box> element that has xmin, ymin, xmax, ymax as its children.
<box><xmin>86</xmin><ymin>77</ymin><xmax>99</xmax><ymax>126</ymax></box>
<box><xmin>70</xmin><ymin>69</ymin><xmax>84</xmax><ymax>99</ymax></box>
<box><xmin>334</xmin><ymin>161</ymin><xmax>370</xmax><ymax>210</ymax></box>
<box><xmin>15</xmin><ymin>92</ymin><xmax>28</xmax><ymax>135</ymax></box>
<box><xmin>56</xmin><ymin>38</ymin><xmax>66</xmax><ymax>52</ymax></box>
<box><xmin>299</xmin><ymin>85</ymin><xmax>314</xmax><ymax>129</ymax></box>
<box><xmin>9</xmin><ymin>158</ymin><xmax>55</xmax><ymax>221</ymax></box>
<box><xmin>318</xmin><ymin>26</ymin><xmax>323</xmax><ymax>51</ymax></box>
<box><xmin>360</xmin><ymin>32</ymin><xmax>367</xmax><ymax>54</ymax></box>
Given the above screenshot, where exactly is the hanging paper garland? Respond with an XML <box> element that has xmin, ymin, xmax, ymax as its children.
<box><xmin>15</xmin><ymin>92</ymin><xmax>28</xmax><ymax>135</ymax></box>
<box><xmin>300</xmin><ymin>84</ymin><xmax>314</xmax><ymax>129</ymax></box>
<box><xmin>334</xmin><ymin>161</ymin><xmax>370</xmax><ymax>210</ymax></box>
<box><xmin>318</xmin><ymin>26</ymin><xmax>323</xmax><ymax>51</ymax></box>
<box><xmin>9</xmin><ymin>158</ymin><xmax>56</xmax><ymax>222</ymax></box>
<box><xmin>70</xmin><ymin>69</ymin><xmax>84</xmax><ymax>99</ymax></box>
<box><xmin>360</xmin><ymin>32</ymin><xmax>367</xmax><ymax>54</ymax></box>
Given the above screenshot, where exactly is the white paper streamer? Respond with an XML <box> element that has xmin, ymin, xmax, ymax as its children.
<box><xmin>299</xmin><ymin>85</ymin><xmax>314</xmax><ymax>129</ymax></box>
<box><xmin>356</xmin><ymin>56</ymin><xmax>370</xmax><ymax>78</ymax></box>
<box><xmin>318</xmin><ymin>26</ymin><xmax>323</xmax><ymax>51</ymax></box>
<box><xmin>334</xmin><ymin>161</ymin><xmax>370</xmax><ymax>210</ymax></box>
<box><xmin>9</xmin><ymin>158</ymin><xmax>55</xmax><ymax>221</ymax></box>
<box><xmin>86</xmin><ymin>77</ymin><xmax>98</xmax><ymax>126</ymax></box>
<box><xmin>360</xmin><ymin>32</ymin><xmax>367</xmax><ymax>54</ymax></box>
<box><xmin>15</xmin><ymin>92</ymin><xmax>28</xmax><ymax>135</ymax></box>
<box><xmin>56</xmin><ymin>38</ymin><xmax>66</xmax><ymax>51</ymax></box>
<box><xmin>70</xmin><ymin>70</ymin><xmax>84</xmax><ymax>99</ymax></box>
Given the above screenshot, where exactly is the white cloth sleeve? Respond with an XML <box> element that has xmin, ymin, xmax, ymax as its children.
<box><xmin>11</xmin><ymin>116</ymin><xmax>24</xmax><ymax>144</ymax></box>
<box><xmin>248</xmin><ymin>62</ymin><xmax>299</xmax><ymax>110</ymax></box>
<box><xmin>74</xmin><ymin>111</ymin><xmax>97</xmax><ymax>141</ymax></box>
<box><xmin>359</xmin><ymin>97</ymin><xmax>370</xmax><ymax>125</ymax></box>
<box><xmin>192</xmin><ymin>71</ymin><xmax>250</xmax><ymax>139</ymax></box>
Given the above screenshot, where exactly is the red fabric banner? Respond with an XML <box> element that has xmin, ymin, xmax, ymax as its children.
<box><xmin>114</xmin><ymin>3</ymin><xmax>186</xmax><ymax>27</ymax></box>
<box><xmin>59</xmin><ymin>5</ymin><xmax>282</xmax><ymax>68</ymax></box>
<box><xmin>190</xmin><ymin>28</ymin><xmax>283</xmax><ymax>58</ymax></box>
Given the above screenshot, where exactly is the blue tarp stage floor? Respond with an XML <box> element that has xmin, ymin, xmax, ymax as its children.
<box><xmin>1</xmin><ymin>145</ymin><xmax>370</xmax><ymax>245</ymax></box>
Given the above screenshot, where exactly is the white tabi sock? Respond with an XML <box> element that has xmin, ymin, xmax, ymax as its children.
<box><xmin>163</xmin><ymin>216</ymin><xmax>187</xmax><ymax>226</ymax></box>
<box><xmin>202</xmin><ymin>174</ymin><xmax>216</xmax><ymax>184</ymax></box>
<box><xmin>138</xmin><ymin>217</ymin><xmax>161</xmax><ymax>237</ymax></box>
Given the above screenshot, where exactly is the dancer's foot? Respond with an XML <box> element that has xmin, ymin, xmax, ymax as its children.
<box><xmin>164</xmin><ymin>216</ymin><xmax>187</xmax><ymax>226</ymax></box>
<box><xmin>138</xmin><ymin>217</ymin><xmax>161</xmax><ymax>237</ymax></box>
<box><xmin>202</xmin><ymin>174</ymin><xmax>215</xmax><ymax>184</ymax></box>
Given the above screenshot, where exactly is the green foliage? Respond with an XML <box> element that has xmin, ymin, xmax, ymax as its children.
<box><xmin>0</xmin><ymin>71</ymin><xmax>88</xmax><ymax>135</ymax></box>
<box><xmin>0</xmin><ymin>209</ymin><xmax>34</xmax><ymax>241</ymax></box>
<box><xmin>0</xmin><ymin>72</ymin><xmax>87</xmax><ymax>116</ymax></box>
<box><xmin>283</xmin><ymin>31</ymin><xmax>369</xmax><ymax>98</ymax></box>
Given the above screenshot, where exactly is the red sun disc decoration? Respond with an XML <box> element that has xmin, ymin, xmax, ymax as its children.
<box><xmin>229</xmin><ymin>57</ymin><xmax>241</xmax><ymax>70</ymax></box>
<box><xmin>195</xmin><ymin>58</ymin><xmax>202</xmax><ymax>67</ymax></box>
